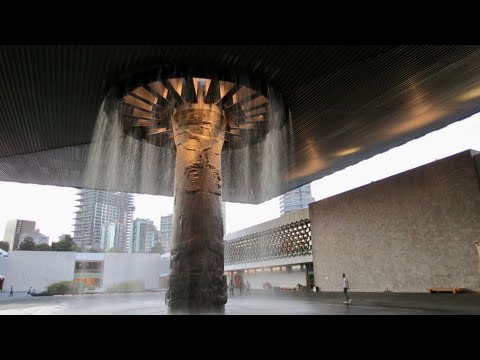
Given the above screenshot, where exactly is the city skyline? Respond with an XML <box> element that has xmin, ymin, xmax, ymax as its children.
<box><xmin>1</xmin><ymin>112</ymin><xmax>480</xmax><ymax>245</ymax></box>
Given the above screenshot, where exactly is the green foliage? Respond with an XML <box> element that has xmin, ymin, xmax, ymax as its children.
<box><xmin>35</xmin><ymin>243</ymin><xmax>51</xmax><ymax>251</ymax></box>
<box><xmin>0</xmin><ymin>241</ymin><xmax>10</xmax><ymax>252</ymax></box>
<box><xmin>108</xmin><ymin>247</ymin><xmax>123</xmax><ymax>253</ymax></box>
<box><xmin>51</xmin><ymin>235</ymin><xmax>81</xmax><ymax>252</ymax></box>
<box><xmin>107</xmin><ymin>281</ymin><xmax>145</xmax><ymax>293</ymax></box>
<box><xmin>60</xmin><ymin>234</ymin><xmax>73</xmax><ymax>241</ymax></box>
<box><xmin>19</xmin><ymin>237</ymin><xmax>36</xmax><ymax>250</ymax></box>
<box><xmin>47</xmin><ymin>281</ymin><xmax>93</xmax><ymax>295</ymax></box>
<box><xmin>150</xmin><ymin>242</ymin><xmax>164</xmax><ymax>254</ymax></box>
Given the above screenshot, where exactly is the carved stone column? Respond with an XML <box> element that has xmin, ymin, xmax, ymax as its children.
<box><xmin>165</xmin><ymin>103</ymin><xmax>228</xmax><ymax>313</ymax></box>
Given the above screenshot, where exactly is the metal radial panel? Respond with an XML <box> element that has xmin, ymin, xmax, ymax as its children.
<box><xmin>0</xmin><ymin>46</ymin><xmax>480</xmax><ymax>203</ymax></box>
<box><xmin>120</xmin><ymin>77</ymin><xmax>270</xmax><ymax>150</ymax></box>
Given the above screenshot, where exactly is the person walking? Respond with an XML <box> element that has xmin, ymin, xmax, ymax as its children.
<box><xmin>8</xmin><ymin>285</ymin><xmax>13</xmax><ymax>297</ymax></box>
<box><xmin>342</xmin><ymin>273</ymin><xmax>351</xmax><ymax>304</ymax></box>
<box><xmin>246</xmin><ymin>281</ymin><xmax>251</xmax><ymax>296</ymax></box>
<box><xmin>239</xmin><ymin>279</ymin><xmax>244</xmax><ymax>295</ymax></box>
<box><xmin>229</xmin><ymin>279</ymin><xmax>235</xmax><ymax>298</ymax></box>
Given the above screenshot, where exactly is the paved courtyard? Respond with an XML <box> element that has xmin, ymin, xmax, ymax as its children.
<box><xmin>1</xmin><ymin>290</ymin><xmax>479</xmax><ymax>315</ymax></box>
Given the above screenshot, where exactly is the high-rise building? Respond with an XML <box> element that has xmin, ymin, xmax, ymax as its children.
<box><xmin>2</xmin><ymin>219</ymin><xmax>36</xmax><ymax>250</ymax></box>
<box><xmin>72</xmin><ymin>190</ymin><xmax>134</xmax><ymax>251</ymax></box>
<box><xmin>100</xmin><ymin>223</ymin><xmax>117</xmax><ymax>251</ymax></box>
<box><xmin>58</xmin><ymin>234</ymin><xmax>71</xmax><ymax>242</ymax></box>
<box><xmin>160</xmin><ymin>214</ymin><xmax>173</xmax><ymax>253</ymax></box>
<box><xmin>280</xmin><ymin>184</ymin><xmax>314</xmax><ymax>215</ymax></box>
<box><xmin>131</xmin><ymin>219</ymin><xmax>159</xmax><ymax>253</ymax></box>
<box><xmin>32</xmin><ymin>229</ymin><xmax>49</xmax><ymax>245</ymax></box>
<box><xmin>222</xmin><ymin>201</ymin><xmax>226</xmax><ymax>234</ymax></box>
<box><xmin>18</xmin><ymin>229</ymin><xmax>49</xmax><ymax>247</ymax></box>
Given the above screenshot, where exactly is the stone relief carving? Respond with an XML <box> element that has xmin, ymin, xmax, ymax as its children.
<box><xmin>208</xmin><ymin>165</ymin><xmax>222</xmax><ymax>196</ymax></box>
<box><xmin>184</xmin><ymin>163</ymin><xmax>201</xmax><ymax>192</ymax></box>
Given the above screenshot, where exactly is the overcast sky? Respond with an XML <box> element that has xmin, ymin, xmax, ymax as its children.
<box><xmin>1</xmin><ymin>112</ymin><xmax>480</xmax><ymax>244</ymax></box>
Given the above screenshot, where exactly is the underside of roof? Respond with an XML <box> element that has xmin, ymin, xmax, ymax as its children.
<box><xmin>1</xmin><ymin>45</ymin><xmax>480</xmax><ymax>203</ymax></box>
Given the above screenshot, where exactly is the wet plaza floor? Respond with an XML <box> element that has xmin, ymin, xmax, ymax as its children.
<box><xmin>1</xmin><ymin>290</ymin><xmax>479</xmax><ymax>315</ymax></box>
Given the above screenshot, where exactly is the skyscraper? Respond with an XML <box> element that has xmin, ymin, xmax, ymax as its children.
<box><xmin>160</xmin><ymin>214</ymin><xmax>173</xmax><ymax>253</ymax></box>
<box><xmin>2</xmin><ymin>219</ymin><xmax>36</xmax><ymax>250</ymax></box>
<box><xmin>131</xmin><ymin>218</ymin><xmax>159</xmax><ymax>253</ymax></box>
<box><xmin>222</xmin><ymin>201</ymin><xmax>226</xmax><ymax>234</ymax></box>
<box><xmin>73</xmin><ymin>190</ymin><xmax>134</xmax><ymax>251</ymax></box>
<box><xmin>100</xmin><ymin>223</ymin><xmax>117</xmax><ymax>251</ymax></box>
<box><xmin>32</xmin><ymin>229</ymin><xmax>49</xmax><ymax>245</ymax></box>
<box><xmin>280</xmin><ymin>184</ymin><xmax>314</xmax><ymax>215</ymax></box>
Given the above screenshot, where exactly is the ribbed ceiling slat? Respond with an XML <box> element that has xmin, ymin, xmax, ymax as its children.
<box><xmin>0</xmin><ymin>45</ymin><xmax>480</xmax><ymax>203</ymax></box>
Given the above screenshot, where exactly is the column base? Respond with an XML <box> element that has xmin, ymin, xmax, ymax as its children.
<box><xmin>166</xmin><ymin>273</ymin><xmax>228</xmax><ymax>314</ymax></box>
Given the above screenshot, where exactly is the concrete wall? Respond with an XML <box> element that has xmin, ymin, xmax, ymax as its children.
<box><xmin>102</xmin><ymin>253</ymin><xmax>169</xmax><ymax>289</ymax></box>
<box><xmin>0</xmin><ymin>250</ymin><xmax>8</xmax><ymax>280</ymax></box>
<box><xmin>3</xmin><ymin>251</ymin><xmax>170</xmax><ymax>292</ymax></box>
<box><xmin>4</xmin><ymin>251</ymin><xmax>76</xmax><ymax>292</ymax></box>
<box><xmin>311</xmin><ymin>150</ymin><xmax>480</xmax><ymax>293</ymax></box>
<box><xmin>0</xmin><ymin>256</ymin><xmax>6</xmax><ymax>279</ymax></box>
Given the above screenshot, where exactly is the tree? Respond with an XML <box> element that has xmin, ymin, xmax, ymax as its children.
<box><xmin>108</xmin><ymin>247</ymin><xmax>123</xmax><ymax>253</ymax></box>
<box><xmin>58</xmin><ymin>234</ymin><xmax>73</xmax><ymax>242</ymax></box>
<box><xmin>35</xmin><ymin>243</ymin><xmax>51</xmax><ymax>251</ymax></box>
<box><xmin>0</xmin><ymin>241</ymin><xmax>9</xmax><ymax>252</ymax></box>
<box><xmin>150</xmin><ymin>242</ymin><xmax>164</xmax><ymax>254</ymax></box>
<box><xmin>19</xmin><ymin>237</ymin><xmax>36</xmax><ymax>250</ymax></box>
<box><xmin>51</xmin><ymin>234</ymin><xmax>81</xmax><ymax>252</ymax></box>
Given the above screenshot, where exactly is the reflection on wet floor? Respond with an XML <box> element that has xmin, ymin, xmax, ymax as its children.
<box><xmin>1</xmin><ymin>291</ymin><xmax>479</xmax><ymax>315</ymax></box>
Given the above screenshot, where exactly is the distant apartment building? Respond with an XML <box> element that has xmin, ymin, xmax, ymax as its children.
<box><xmin>222</xmin><ymin>201</ymin><xmax>226</xmax><ymax>234</ymax></box>
<box><xmin>72</xmin><ymin>190</ymin><xmax>134</xmax><ymax>251</ymax></box>
<box><xmin>32</xmin><ymin>229</ymin><xmax>49</xmax><ymax>245</ymax></box>
<box><xmin>280</xmin><ymin>184</ymin><xmax>314</xmax><ymax>215</ymax></box>
<box><xmin>3</xmin><ymin>219</ymin><xmax>36</xmax><ymax>250</ymax></box>
<box><xmin>18</xmin><ymin>229</ymin><xmax>49</xmax><ymax>247</ymax></box>
<box><xmin>58</xmin><ymin>234</ymin><xmax>70</xmax><ymax>242</ymax></box>
<box><xmin>160</xmin><ymin>215</ymin><xmax>173</xmax><ymax>253</ymax></box>
<box><xmin>100</xmin><ymin>223</ymin><xmax>117</xmax><ymax>251</ymax></box>
<box><xmin>131</xmin><ymin>219</ymin><xmax>159</xmax><ymax>253</ymax></box>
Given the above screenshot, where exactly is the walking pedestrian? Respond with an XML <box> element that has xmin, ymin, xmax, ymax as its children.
<box><xmin>342</xmin><ymin>273</ymin><xmax>351</xmax><ymax>304</ymax></box>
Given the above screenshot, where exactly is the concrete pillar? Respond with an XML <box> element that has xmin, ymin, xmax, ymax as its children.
<box><xmin>165</xmin><ymin>103</ymin><xmax>228</xmax><ymax>313</ymax></box>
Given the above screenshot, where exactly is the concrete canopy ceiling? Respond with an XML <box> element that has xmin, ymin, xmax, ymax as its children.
<box><xmin>1</xmin><ymin>45</ymin><xmax>480</xmax><ymax>203</ymax></box>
